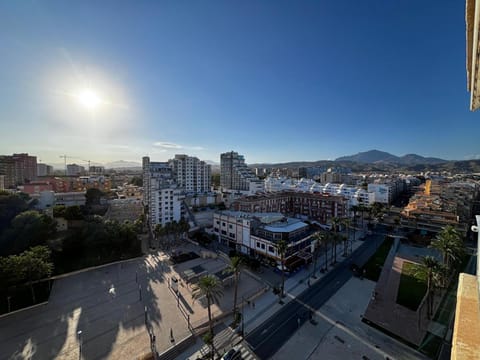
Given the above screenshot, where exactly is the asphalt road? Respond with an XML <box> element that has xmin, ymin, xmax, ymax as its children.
<box><xmin>245</xmin><ymin>232</ymin><xmax>385</xmax><ymax>360</ymax></box>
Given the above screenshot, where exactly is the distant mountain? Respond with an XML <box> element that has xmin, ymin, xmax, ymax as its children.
<box><xmin>336</xmin><ymin>150</ymin><xmax>398</xmax><ymax>163</ymax></box>
<box><xmin>205</xmin><ymin>160</ymin><xmax>220</xmax><ymax>166</ymax></box>
<box><xmin>104</xmin><ymin>160</ymin><xmax>142</xmax><ymax>169</ymax></box>
<box><xmin>335</xmin><ymin>150</ymin><xmax>447</xmax><ymax>165</ymax></box>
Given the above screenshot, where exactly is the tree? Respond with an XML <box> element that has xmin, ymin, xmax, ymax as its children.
<box><xmin>316</xmin><ymin>231</ymin><xmax>329</xmax><ymax>272</ymax></box>
<box><xmin>312</xmin><ymin>232</ymin><xmax>324</xmax><ymax>277</ymax></box>
<box><xmin>350</xmin><ymin>205</ymin><xmax>360</xmax><ymax>243</ymax></box>
<box><xmin>85</xmin><ymin>188</ymin><xmax>103</xmax><ymax>206</ymax></box>
<box><xmin>341</xmin><ymin>218</ymin><xmax>350</xmax><ymax>256</ymax></box>
<box><xmin>192</xmin><ymin>275</ymin><xmax>223</xmax><ymax>359</ymax></box>
<box><xmin>21</xmin><ymin>246</ymin><xmax>54</xmax><ymax>303</ymax></box>
<box><xmin>0</xmin><ymin>192</ymin><xmax>29</xmax><ymax>231</ymax></box>
<box><xmin>277</xmin><ymin>239</ymin><xmax>288</xmax><ymax>300</ymax></box>
<box><xmin>63</xmin><ymin>205</ymin><xmax>84</xmax><ymax>220</ymax></box>
<box><xmin>224</xmin><ymin>256</ymin><xmax>242</xmax><ymax>323</ymax></box>
<box><xmin>330</xmin><ymin>217</ymin><xmax>342</xmax><ymax>264</ymax></box>
<box><xmin>429</xmin><ymin>225</ymin><xmax>463</xmax><ymax>271</ymax></box>
<box><xmin>1</xmin><ymin>211</ymin><xmax>57</xmax><ymax>254</ymax></box>
<box><xmin>415</xmin><ymin>256</ymin><xmax>442</xmax><ymax>319</ymax></box>
<box><xmin>129</xmin><ymin>176</ymin><xmax>143</xmax><ymax>187</ymax></box>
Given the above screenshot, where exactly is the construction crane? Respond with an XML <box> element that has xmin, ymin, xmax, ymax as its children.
<box><xmin>59</xmin><ymin>155</ymin><xmax>74</xmax><ymax>176</ymax></box>
<box><xmin>82</xmin><ymin>160</ymin><xmax>91</xmax><ymax>175</ymax></box>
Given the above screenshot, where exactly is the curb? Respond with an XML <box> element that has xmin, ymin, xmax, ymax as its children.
<box><xmin>0</xmin><ymin>301</ymin><xmax>48</xmax><ymax>319</ymax></box>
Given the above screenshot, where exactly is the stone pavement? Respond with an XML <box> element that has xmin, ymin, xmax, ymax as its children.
<box><xmin>363</xmin><ymin>240</ymin><xmax>444</xmax><ymax>347</ymax></box>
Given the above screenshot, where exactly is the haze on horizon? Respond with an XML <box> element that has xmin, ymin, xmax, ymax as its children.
<box><xmin>0</xmin><ymin>1</ymin><xmax>478</xmax><ymax>165</ymax></box>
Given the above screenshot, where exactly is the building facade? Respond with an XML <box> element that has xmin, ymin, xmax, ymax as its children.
<box><xmin>232</xmin><ymin>191</ymin><xmax>348</xmax><ymax>225</ymax></box>
<box><xmin>0</xmin><ymin>153</ymin><xmax>37</xmax><ymax>187</ymax></box>
<box><xmin>66</xmin><ymin>164</ymin><xmax>85</xmax><ymax>176</ymax></box>
<box><xmin>220</xmin><ymin>151</ymin><xmax>260</xmax><ymax>192</ymax></box>
<box><xmin>37</xmin><ymin>163</ymin><xmax>54</xmax><ymax>177</ymax></box>
<box><xmin>213</xmin><ymin>211</ymin><xmax>314</xmax><ymax>266</ymax></box>
<box><xmin>143</xmin><ymin>156</ymin><xmax>184</xmax><ymax>228</ymax></box>
<box><xmin>169</xmin><ymin>154</ymin><xmax>211</xmax><ymax>194</ymax></box>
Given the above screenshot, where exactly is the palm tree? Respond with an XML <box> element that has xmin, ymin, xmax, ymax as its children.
<box><xmin>311</xmin><ymin>233</ymin><xmax>322</xmax><ymax>278</ymax></box>
<box><xmin>330</xmin><ymin>217</ymin><xmax>342</xmax><ymax>264</ymax></box>
<box><xmin>341</xmin><ymin>218</ymin><xmax>350</xmax><ymax>256</ymax></box>
<box><xmin>350</xmin><ymin>205</ymin><xmax>359</xmax><ymax>243</ymax></box>
<box><xmin>429</xmin><ymin>225</ymin><xmax>463</xmax><ymax>272</ymax></box>
<box><xmin>192</xmin><ymin>275</ymin><xmax>224</xmax><ymax>359</ymax></box>
<box><xmin>224</xmin><ymin>256</ymin><xmax>242</xmax><ymax>323</ymax></box>
<box><xmin>415</xmin><ymin>256</ymin><xmax>441</xmax><ymax>319</ymax></box>
<box><xmin>277</xmin><ymin>239</ymin><xmax>288</xmax><ymax>300</ymax></box>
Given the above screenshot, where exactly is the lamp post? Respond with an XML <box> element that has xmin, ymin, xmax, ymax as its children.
<box><xmin>77</xmin><ymin>330</ymin><xmax>82</xmax><ymax>360</ymax></box>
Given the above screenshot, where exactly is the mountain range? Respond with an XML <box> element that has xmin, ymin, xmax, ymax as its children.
<box><xmin>334</xmin><ymin>150</ymin><xmax>447</xmax><ymax>165</ymax></box>
<box><xmin>249</xmin><ymin>150</ymin><xmax>480</xmax><ymax>173</ymax></box>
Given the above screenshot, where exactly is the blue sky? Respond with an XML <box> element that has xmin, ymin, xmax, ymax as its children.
<box><xmin>0</xmin><ymin>0</ymin><xmax>477</xmax><ymax>165</ymax></box>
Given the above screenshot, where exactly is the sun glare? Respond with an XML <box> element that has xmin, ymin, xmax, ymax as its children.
<box><xmin>77</xmin><ymin>89</ymin><xmax>101</xmax><ymax>110</ymax></box>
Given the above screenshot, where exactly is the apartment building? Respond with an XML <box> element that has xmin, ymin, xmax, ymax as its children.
<box><xmin>367</xmin><ymin>178</ymin><xmax>405</xmax><ymax>204</ymax></box>
<box><xmin>37</xmin><ymin>163</ymin><xmax>54</xmax><ymax>177</ymax></box>
<box><xmin>220</xmin><ymin>151</ymin><xmax>261</xmax><ymax>192</ymax></box>
<box><xmin>213</xmin><ymin>211</ymin><xmax>314</xmax><ymax>265</ymax></box>
<box><xmin>142</xmin><ymin>156</ymin><xmax>184</xmax><ymax>228</ymax></box>
<box><xmin>66</xmin><ymin>164</ymin><xmax>85</xmax><ymax>176</ymax></box>
<box><xmin>232</xmin><ymin>191</ymin><xmax>348</xmax><ymax>225</ymax></box>
<box><xmin>0</xmin><ymin>175</ymin><xmax>4</xmax><ymax>191</ymax></box>
<box><xmin>169</xmin><ymin>154</ymin><xmax>211</xmax><ymax>194</ymax></box>
<box><xmin>0</xmin><ymin>153</ymin><xmax>37</xmax><ymax>187</ymax></box>
<box><xmin>89</xmin><ymin>166</ymin><xmax>105</xmax><ymax>175</ymax></box>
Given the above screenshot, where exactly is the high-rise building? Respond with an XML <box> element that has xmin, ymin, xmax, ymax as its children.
<box><xmin>66</xmin><ymin>164</ymin><xmax>85</xmax><ymax>176</ymax></box>
<box><xmin>169</xmin><ymin>154</ymin><xmax>211</xmax><ymax>194</ymax></box>
<box><xmin>220</xmin><ymin>151</ymin><xmax>260</xmax><ymax>192</ymax></box>
<box><xmin>37</xmin><ymin>163</ymin><xmax>54</xmax><ymax>177</ymax></box>
<box><xmin>0</xmin><ymin>153</ymin><xmax>37</xmax><ymax>187</ymax></box>
<box><xmin>142</xmin><ymin>156</ymin><xmax>184</xmax><ymax>228</ymax></box>
<box><xmin>89</xmin><ymin>166</ymin><xmax>105</xmax><ymax>175</ymax></box>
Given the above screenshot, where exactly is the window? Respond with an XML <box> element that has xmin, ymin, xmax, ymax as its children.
<box><xmin>261</xmin><ymin>244</ymin><xmax>265</xmax><ymax>249</ymax></box>
<box><xmin>268</xmin><ymin>246</ymin><xmax>274</xmax><ymax>253</ymax></box>
<box><xmin>229</xmin><ymin>224</ymin><xmax>233</xmax><ymax>229</ymax></box>
<box><xmin>256</xmin><ymin>242</ymin><xmax>261</xmax><ymax>248</ymax></box>
<box><xmin>229</xmin><ymin>233</ymin><xmax>235</xmax><ymax>238</ymax></box>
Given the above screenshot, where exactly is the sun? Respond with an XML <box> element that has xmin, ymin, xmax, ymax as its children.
<box><xmin>76</xmin><ymin>89</ymin><xmax>101</xmax><ymax>110</ymax></box>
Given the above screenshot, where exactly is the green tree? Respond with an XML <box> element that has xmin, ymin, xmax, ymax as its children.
<box><xmin>85</xmin><ymin>188</ymin><xmax>103</xmax><ymax>206</ymax></box>
<box><xmin>415</xmin><ymin>256</ymin><xmax>442</xmax><ymax>319</ymax></box>
<box><xmin>21</xmin><ymin>246</ymin><xmax>54</xmax><ymax>303</ymax></box>
<box><xmin>63</xmin><ymin>205</ymin><xmax>84</xmax><ymax>220</ymax></box>
<box><xmin>277</xmin><ymin>239</ymin><xmax>288</xmax><ymax>300</ymax></box>
<box><xmin>330</xmin><ymin>217</ymin><xmax>342</xmax><ymax>264</ymax></box>
<box><xmin>2</xmin><ymin>211</ymin><xmax>57</xmax><ymax>254</ymax></box>
<box><xmin>341</xmin><ymin>218</ymin><xmax>350</xmax><ymax>256</ymax></box>
<box><xmin>224</xmin><ymin>256</ymin><xmax>242</xmax><ymax>323</ymax></box>
<box><xmin>429</xmin><ymin>225</ymin><xmax>463</xmax><ymax>276</ymax></box>
<box><xmin>192</xmin><ymin>275</ymin><xmax>224</xmax><ymax>360</ymax></box>
<box><xmin>0</xmin><ymin>192</ymin><xmax>29</xmax><ymax>231</ymax></box>
<box><xmin>129</xmin><ymin>176</ymin><xmax>143</xmax><ymax>187</ymax></box>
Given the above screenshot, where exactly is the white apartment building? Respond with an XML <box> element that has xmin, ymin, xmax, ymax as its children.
<box><xmin>169</xmin><ymin>154</ymin><xmax>211</xmax><ymax>194</ymax></box>
<box><xmin>66</xmin><ymin>164</ymin><xmax>85</xmax><ymax>176</ymax></box>
<box><xmin>37</xmin><ymin>163</ymin><xmax>54</xmax><ymax>177</ymax></box>
<box><xmin>220</xmin><ymin>151</ymin><xmax>262</xmax><ymax>193</ymax></box>
<box><xmin>143</xmin><ymin>156</ymin><xmax>184</xmax><ymax>228</ymax></box>
<box><xmin>264</xmin><ymin>176</ymin><xmax>373</xmax><ymax>208</ymax></box>
<box><xmin>213</xmin><ymin>211</ymin><xmax>314</xmax><ymax>263</ymax></box>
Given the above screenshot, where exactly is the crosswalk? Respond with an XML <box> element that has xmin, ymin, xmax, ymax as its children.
<box><xmin>194</xmin><ymin>325</ymin><xmax>259</xmax><ymax>360</ymax></box>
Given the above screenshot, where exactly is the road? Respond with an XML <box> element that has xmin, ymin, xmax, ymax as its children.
<box><xmin>245</xmin><ymin>231</ymin><xmax>385</xmax><ymax>359</ymax></box>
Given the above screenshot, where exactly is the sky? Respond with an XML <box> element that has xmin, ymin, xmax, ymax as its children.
<box><xmin>0</xmin><ymin>0</ymin><xmax>478</xmax><ymax>165</ymax></box>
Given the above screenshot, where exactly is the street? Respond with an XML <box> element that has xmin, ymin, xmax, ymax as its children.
<box><xmin>245</xmin><ymin>232</ymin><xmax>384</xmax><ymax>359</ymax></box>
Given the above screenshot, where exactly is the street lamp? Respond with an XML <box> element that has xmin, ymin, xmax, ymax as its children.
<box><xmin>77</xmin><ymin>330</ymin><xmax>82</xmax><ymax>360</ymax></box>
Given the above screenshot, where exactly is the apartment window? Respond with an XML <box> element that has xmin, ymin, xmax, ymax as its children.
<box><xmin>256</xmin><ymin>242</ymin><xmax>261</xmax><ymax>248</ymax></box>
<box><xmin>229</xmin><ymin>224</ymin><xmax>233</xmax><ymax>229</ymax></box>
<box><xmin>229</xmin><ymin>233</ymin><xmax>235</xmax><ymax>238</ymax></box>
<box><xmin>221</xmin><ymin>230</ymin><xmax>227</xmax><ymax>235</ymax></box>
<box><xmin>261</xmin><ymin>244</ymin><xmax>265</xmax><ymax>249</ymax></box>
<box><xmin>268</xmin><ymin>246</ymin><xmax>274</xmax><ymax>253</ymax></box>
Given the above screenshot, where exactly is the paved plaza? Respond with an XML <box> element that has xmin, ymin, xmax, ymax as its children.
<box><xmin>0</xmin><ymin>242</ymin><xmax>264</xmax><ymax>360</ymax></box>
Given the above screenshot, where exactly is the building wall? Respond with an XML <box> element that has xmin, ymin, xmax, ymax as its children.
<box><xmin>169</xmin><ymin>154</ymin><xmax>211</xmax><ymax>194</ymax></box>
<box><xmin>220</xmin><ymin>151</ymin><xmax>259</xmax><ymax>191</ymax></box>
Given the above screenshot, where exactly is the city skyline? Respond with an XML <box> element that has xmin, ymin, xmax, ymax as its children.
<box><xmin>1</xmin><ymin>1</ymin><xmax>478</xmax><ymax>165</ymax></box>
